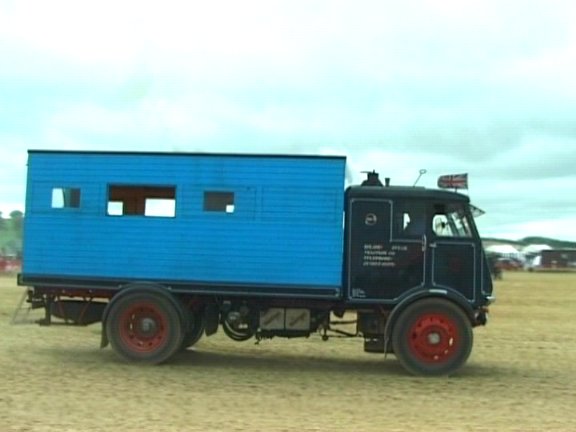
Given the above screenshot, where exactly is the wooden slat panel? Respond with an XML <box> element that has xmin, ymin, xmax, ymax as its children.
<box><xmin>22</xmin><ymin>152</ymin><xmax>346</xmax><ymax>292</ymax></box>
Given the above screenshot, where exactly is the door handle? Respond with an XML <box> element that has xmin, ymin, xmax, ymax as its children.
<box><xmin>422</xmin><ymin>234</ymin><xmax>427</xmax><ymax>252</ymax></box>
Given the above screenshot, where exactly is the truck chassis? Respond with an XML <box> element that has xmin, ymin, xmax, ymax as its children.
<box><xmin>20</xmin><ymin>278</ymin><xmax>490</xmax><ymax>376</ymax></box>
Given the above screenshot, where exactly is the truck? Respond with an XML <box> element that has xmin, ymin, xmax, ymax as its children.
<box><xmin>538</xmin><ymin>249</ymin><xmax>576</xmax><ymax>271</ymax></box>
<box><xmin>17</xmin><ymin>150</ymin><xmax>494</xmax><ymax>376</ymax></box>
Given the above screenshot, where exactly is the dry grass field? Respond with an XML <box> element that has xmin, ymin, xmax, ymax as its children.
<box><xmin>1</xmin><ymin>272</ymin><xmax>576</xmax><ymax>432</ymax></box>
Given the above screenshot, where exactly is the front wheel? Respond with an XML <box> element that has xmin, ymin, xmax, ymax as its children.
<box><xmin>106</xmin><ymin>291</ymin><xmax>184</xmax><ymax>364</ymax></box>
<box><xmin>392</xmin><ymin>298</ymin><xmax>473</xmax><ymax>376</ymax></box>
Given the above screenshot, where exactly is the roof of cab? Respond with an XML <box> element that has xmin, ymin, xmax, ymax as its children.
<box><xmin>346</xmin><ymin>185</ymin><xmax>470</xmax><ymax>202</ymax></box>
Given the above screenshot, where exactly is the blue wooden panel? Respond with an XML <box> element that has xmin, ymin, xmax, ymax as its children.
<box><xmin>22</xmin><ymin>151</ymin><xmax>346</xmax><ymax>293</ymax></box>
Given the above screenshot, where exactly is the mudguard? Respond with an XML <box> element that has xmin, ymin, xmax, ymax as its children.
<box><xmin>383</xmin><ymin>287</ymin><xmax>475</xmax><ymax>353</ymax></box>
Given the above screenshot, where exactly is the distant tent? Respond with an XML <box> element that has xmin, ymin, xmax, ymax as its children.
<box><xmin>485</xmin><ymin>244</ymin><xmax>520</xmax><ymax>255</ymax></box>
<box><xmin>521</xmin><ymin>244</ymin><xmax>552</xmax><ymax>255</ymax></box>
<box><xmin>485</xmin><ymin>244</ymin><xmax>525</xmax><ymax>262</ymax></box>
<box><xmin>528</xmin><ymin>254</ymin><xmax>541</xmax><ymax>269</ymax></box>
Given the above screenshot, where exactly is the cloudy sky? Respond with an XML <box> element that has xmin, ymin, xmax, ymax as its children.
<box><xmin>1</xmin><ymin>0</ymin><xmax>575</xmax><ymax>241</ymax></box>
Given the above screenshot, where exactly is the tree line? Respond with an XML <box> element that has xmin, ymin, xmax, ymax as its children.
<box><xmin>0</xmin><ymin>211</ymin><xmax>23</xmax><ymax>257</ymax></box>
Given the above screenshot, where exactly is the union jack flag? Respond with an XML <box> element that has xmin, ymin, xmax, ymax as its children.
<box><xmin>437</xmin><ymin>173</ymin><xmax>468</xmax><ymax>190</ymax></box>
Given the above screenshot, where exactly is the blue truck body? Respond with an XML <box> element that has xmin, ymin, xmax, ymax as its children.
<box><xmin>22</xmin><ymin>151</ymin><xmax>346</xmax><ymax>296</ymax></box>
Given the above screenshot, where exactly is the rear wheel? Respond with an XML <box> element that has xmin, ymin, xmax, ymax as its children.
<box><xmin>181</xmin><ymin>311</ymin><xmax>205</xmax><ymax>350</ymax></box>
<box><xmin>106</xmin><ymin>291</ymin><xmax>184</xmax><ymax>364</ymax></box>
<box><xmin>392</xmin><ymin>298</ymin><xmax>473</xmax><ymax>376</ymax></box>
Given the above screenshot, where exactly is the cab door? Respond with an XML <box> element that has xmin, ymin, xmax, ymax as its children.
<box><xmin>429</xmin><ymin>203</ymin><xmax>477</xmax><ymax>301</ymax></box>
<box><xmin>347</xmin><ymin>199</ymin><xmax>425</xmax><ymax>302</ymax></box>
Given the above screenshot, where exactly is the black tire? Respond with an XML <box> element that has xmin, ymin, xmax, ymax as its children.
<box><xmin>181</xmin><ymin>311</ymin><xmax>205</xmax><ymax>350</ymax></box>
<box><xmin>392</xmin><ymin>298</ymin><xmax>473</xmax><ymax>376</ymax></box>
<box><xmin>105</xmin><ymin>291</ymin><xmax>184</xmax><ymax>364</ymax></box>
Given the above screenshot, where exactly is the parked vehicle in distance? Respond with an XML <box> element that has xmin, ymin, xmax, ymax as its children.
<box><xmin>529</xmin><ymin>250</ymin><xmax>576</xmax><ymax>272</ymax></box>
<box><xmin>496</xmin><ymin>257</ymin><xmax>523</xmax><ymax>271</ymax></box>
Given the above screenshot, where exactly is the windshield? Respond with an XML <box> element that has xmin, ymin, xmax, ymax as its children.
<box><xmin>432</xmin><ymin>203</ymin><xmax>474</xmax><ymax>238</ymax></box>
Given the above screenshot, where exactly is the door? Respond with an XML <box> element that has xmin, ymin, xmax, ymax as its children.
<box><xmin>429</xmin><ymin>204</ymin><xmax>477</xmax><ymax>300</ymax></box>
<box><xmin>347</xmin><ymin>199</ymin><xmax>425</xmax><ymax>301</ymax></box>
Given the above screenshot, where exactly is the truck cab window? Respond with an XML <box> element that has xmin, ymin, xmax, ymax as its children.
<box><xmin>395</xmin><ymin>202</ymin><xmax>427</xmax><ymax>237</ymax></box>
<box><xmin>433</xmin><ymin>203</ymin><xmax>472</xmax><ymax>238</ymax></box>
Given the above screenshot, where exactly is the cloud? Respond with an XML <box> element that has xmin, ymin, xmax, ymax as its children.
<box><xmin>1</xmin><ymin>0</ymin><xmax>576</xmax><ymax>239</ymax></box>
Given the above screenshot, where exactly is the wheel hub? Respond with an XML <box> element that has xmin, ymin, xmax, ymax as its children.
<box><xmin>408</xmin><ymin>313</ymin><xmax>459</xmax><ymax>363</ymax></box>
<box><xmin>427</xmin><ymin>332</ymin><xmax>441</xmax><ymax>345</ymax></box>
<box><xmin>139</xmin><ymin>317</ymin><xmax>158</xmax><ymax>335</ymax></box>
<box><xmin>119</xmin><ymin>302</ymin><xmax>167</xmax><ymax>353</ymax></box>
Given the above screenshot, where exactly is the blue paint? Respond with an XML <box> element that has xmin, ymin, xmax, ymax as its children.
<box><xmin>22</xmin><ymin>151</ymin><xmax>346</xmax><ymax>294</ymax></box>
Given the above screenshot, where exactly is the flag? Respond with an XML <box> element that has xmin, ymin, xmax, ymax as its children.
<box><xmin>437</xmin><ymin>173</ymin><xmax>468</xmax><ymax>189</ymax></box>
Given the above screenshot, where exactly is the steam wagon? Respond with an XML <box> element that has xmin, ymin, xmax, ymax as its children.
<box><xmin>18</xmin><ymin>150</ymin><xmax>494</xmax><ymax>375</ymax></box>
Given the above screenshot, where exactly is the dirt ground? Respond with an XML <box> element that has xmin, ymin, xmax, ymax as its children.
<box><xmin>1</xmin><ymin>272</ymin><xmax>575</xmax><ymax>432</ymax></box>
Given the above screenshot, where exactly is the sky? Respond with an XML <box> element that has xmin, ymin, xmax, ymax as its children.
<box><xmin>1</xmin><ymin>0</ymin><xmax>575</xmax><ymax>241</ymax></box>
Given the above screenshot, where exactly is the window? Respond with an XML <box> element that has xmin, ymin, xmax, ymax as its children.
<box><xmin>107</xmin><ymin>185</ymin><xmax>176</xmax><ymax>217</ymax></box>
<box><xmin>204</xmin><ymin>191</ymin><xmax>235</xmax><ymax>213</ymax></box>
<box><xmin>51</xmin><ymin>187</ymin><xmax>81</xmax><ymax>209</ymax></box>
<box><xmin>433</xmin><ymin>203</ymin><xmax>472</xmax><ymax>238</ymax></box>
<box><xmin>394</xmin><ymin>202</ymin><xmax>427</xmax><ymax>237</ymax></box>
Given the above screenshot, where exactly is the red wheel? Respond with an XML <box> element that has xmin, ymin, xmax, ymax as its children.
<box><xmin>392</xmin><ymin>298</ymin><xmax>473</xmax><ymax>376</ymax></box>
<box><xmin>106</xmin><ymin>291</ymin><xmax>184</xmax><ymax>363</ymax></box>
<box><xmin>408</xmin><ymin>313</ymin><xmax>460</xmax><ymax>363</ymax></box>
<box><xmin>118</xmin><ymin>301</ymin><xmax>169</xmax><ymax>353</ymax></box>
